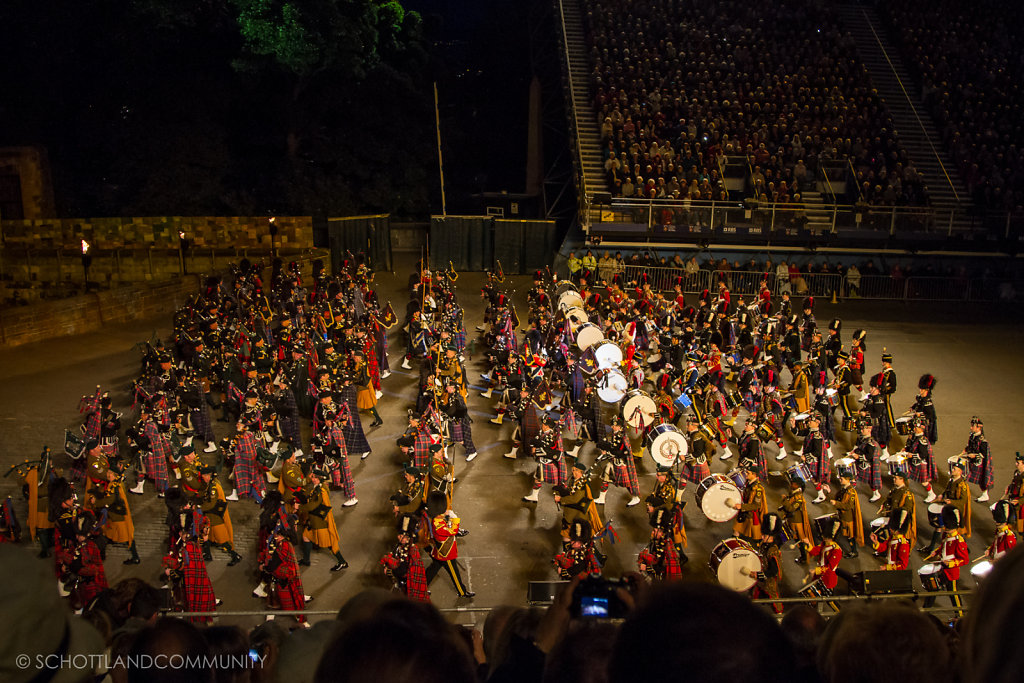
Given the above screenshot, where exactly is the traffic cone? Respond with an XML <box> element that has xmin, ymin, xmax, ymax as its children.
<box><xmin>830</xmin><ymin>290</ymin><xmax>838</xmax><ymax>304</ymax></box>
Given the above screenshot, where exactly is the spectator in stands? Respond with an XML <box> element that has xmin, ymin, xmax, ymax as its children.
<box><xmin>777</xmin><ymin>261</ymin><xmax>792</xmax><ymax>295</ymax></box>
<box><xmin>567</xmin><ymin>252</ymin><xmax>581</xmax><ymax>283</ymax></box>
<box><xmin>846</xmin><ymin>263</ymin><xmax>861</xmax><ymax>298</ymax></box>
<box><xmin>598</xmin><ymin>251</ymin><xmax>615</xmax><ymax>283</ymax></box>
<box><xmin>128</xmin><ymin>617</ymin><xmax>214</xmax><ymax>683</ymax></box>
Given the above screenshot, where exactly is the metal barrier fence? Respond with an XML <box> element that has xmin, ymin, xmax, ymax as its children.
<box><xmin>599</xmin><ymin>265</ymin><xmax>1013</xmax><ymax>302</ymax></box>
<box><xmin>585</xmin><ymin>196</ymin><xmax>1024</xmax><ymax>240</ymax></box>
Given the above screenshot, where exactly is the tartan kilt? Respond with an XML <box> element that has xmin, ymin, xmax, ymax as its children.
<box><xmin>190</xmin><ymin>405</ymin><xmax>214</xmax><ymax>443</ymax></box>
<box><xmin>741</xmin><ymin>389</ymin><xmax>758</xmax><ymax>413</ymax></box>
<box><xmin>681</xmin><ymin>460</ymin><xmax>711</xmax><ymax>484</ymax></box>
<box><xmin>452</xmin><ymin>419</ymin><xmax>476</xmax><ymax>454</ymax></box>
<box><xmin>142</xmin><ymin>450</ymin><xmax>169</xmax><ymax>491</ymax></box>
<box><xmin>406</xmin><ymin>549</ymin><xmax>430</xmax><ymax>602</ymax></box>
<box><xmin>908</xmin><ymin>456</ymin><xmax>938</xmax><ymax>484</ymax></box>
<box><xmin>275</xmin><ymin>578</ymin><xmax>306</xmax><ymax>618</ymax></box>
<box><xmin>872</xmin><ymin>421</ymin><xmax>891</xmax><ymax>450</ymax></box>
<box><xmin>967</xmin><ymin>455</ymin><xmax>995</xmax><ymax>489</ymax></box>
<box><xmin>342</xmin><ymin>415</ymin><xmax>371</xmax><ymax>455</ymax></box>
<box><xmin>857</xmin><ymin>460</ymin><xmax>882</xmax><ymax>490</ymax></box>
<box><xmin>413</xmin><ymin>430</ymin><xmax>434</xmax><ymax>468</ymax></box>
<box><xmin>83</xmin><ymin>412</ymin><xmax>101</xmax><ymax>442</ymax></box>
<box><xmin>537</xmin><ymin>458</ymin><xmax>567</xmax><ymax>485</ymax></box>
<box><xmin>453</xmin><ymin>326</ymin><xmax>467</xmax><ymax>352</ymax></box>
<box><xmin>331</xmin><ymin>456</ymin><xmax>356</xmax><ymax>498</ymax></box>
<box><xmin>376</xmin><ymin>333</ymin><xmax>390</xmax><ymax>374</ymax></box>
<box><xmin>807</xmin><ymin>453</ymin><xmax>831</xmax><ymax>487</ymax></box>
<box><xmin>612</xmin><ymin>457</ymin><xmax>640</xmax><ymax>494</ymax></box>
<box><xmin>280</xmin><ymin>414</ymin><xmax>302</xmax><ymax>449</ymax></box>
<box><xmin>234</xmin><ymin>452</ymin><xmax>266</xmax><ymax>500</ymax></box>
<box><xmin>182</xmin><ymin>542</ymin><xmax>217</xmax><ymax>623</ymax></box>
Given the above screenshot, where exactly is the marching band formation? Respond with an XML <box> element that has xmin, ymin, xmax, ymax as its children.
<box><xmin>1</xmin><ymin>255</ymin><xmax>1021</xmax><ymax>622</ymax></box>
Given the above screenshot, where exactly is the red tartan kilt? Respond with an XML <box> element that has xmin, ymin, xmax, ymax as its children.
<box><xmin>681</xmin><ymin>460</ymin><xmax>711</xmax><ymax>484</ymax></box>
<box><xmin>275</xmin><ymin>578</ymin><xmax>306</xmax><ymax>615</ymax></box>
<box><xmin>908</xmin><ymin>458</ymin><xmax>937</xmax><ymax>483</ymax></box>
<box><xmin>808</xmin><ymin>455</ymin><xmax>830</xmax><ymax>486</ymax></box>
<box><xmin>539</xmin><ymin>459</ymin><xmax>567</xmax><ymax>485</ymax></box>
<box><xmin>613</xmin><ymin>459</ymin><xmax>639</xmax><ymax>493</ymax></box>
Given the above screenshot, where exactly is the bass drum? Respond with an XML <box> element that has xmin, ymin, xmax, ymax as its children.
<box><xmin>646</xmin><ymin>423</ymin><xmax>688</xmax><ymax>467</ymax></box>
<box><xmin>695</xmin><ymin>474</ymin><xmax>742</xmax><ymax>523</ymax></box>
<box><xmin>555</xmin><ymin>281</ymin><xmax>583</xmax><ymax>312</ymax></box>
<box><xmin>621</xmin><ymin>389</ymin><xmax>658</xmax><ymax>430</ymax></box>
<box><xmin>709</xmin><ymin>538</ymin><xmax>762</xmax><ymax>592</ymax></box>
<box><xmin>575</xmin><ymin>323</ymin><xmax>604</xmax><ymax>350</ymax></box>
<box><xmin>593</xmin><ymin>339</ymin><xmax>623</xmax><ymax>370</ymax></box>
<box><xmin>563</xmin><ymin>306</ymin><xmax>589</xmax><ymax>330</ymax></box>
<box><xmin>597</xmin><ymin>370</ymin><xmax>628</xmax><ymax>404</ymax></box>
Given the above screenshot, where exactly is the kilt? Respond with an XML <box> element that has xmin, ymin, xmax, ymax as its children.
<box><xmin>537</xmin><ymin>458</ymin><xmax>567</xmax><ymax>485</ymax></box>
<box><xmin>189</xmin><ymin>405</ymin><xmax>215</xmax><ymax>443</ymax></box>
<box><xmin>413</xmin><ymin>428</ymin><xmax>434</xmax><ymax>468</ymax></box>
<box><xmin>182</xmin><ymin>541</ymin><xmax>217</xmax><ymax>623</ymax></box>
<box><xmin>374</xmin><ymin>326</ymin><xmax>390</xmax><ymax>374</ymax></box>
<box><xmin>142</xmin><ymin>450</ymin><xmax>170</xmax><ymax>492</ymax></box>
<box><xmin>612</xmin><ymin>457</ymin><xmax>640</xmax><ymax>495</ymax></box>
<box><xmin>872</xmin><ymin>421</ymin><xmax>891</xmax><ymax>450</ymax></box>
<box><xmin>356</xmin><ymin>383</ymin><xmax>378</xmax><ymax>410</ymax></box>
<box><xmin>807</xmin><ymin>452</ymin><xmax>831</xmax><ymax>487</ymax></box>
<box><xmin>453</xmin><ymin>326</ymin><xmax>467</xmax><ymax>352</ymax></box>
<box><xmin>967</xmin><ymin>455</ymin><xmax>995</xmax><ymax>489</ymax></box>
<box><xmin>908</xmin><ymin>456</ymin><xmax>938</xmax><ymax>484</ymax></box>
<box><xmin>83</xmin><ymin>412</ymin><xmax>101</xmax><ymax>442</ymax></box>
<box><xmin>271</xmin><ymin>542</ymin><xmax>306</xmax><ymax>622</ymax></box>
<box><xmin>339</xmin><ymin>388</ymin><xmax>370</xmax><ymax>454</ymax></box>
<box><xmin>451</xmin><ymin>418</ymin><xmax>476</xmax><ymax>455</ymax></box>
<box><xmin>77</xmin><ymin>542</ymin><xmax>108</xmax><ymax>606</ymax></box>
<box><xmin>741</xmin><ymin>389</ymin><xmax>758</xmax><ymax>413</ymax></box>
<box><xmin>857</xmin><ymin>460</ymin><xmax>882</xmax><ymax>490</ymax></box>
<box><xmin>330</xmin><ymin>456</ymin><xmax>356</xmax><ymax>498</ymax></box>
<box><xmin>405</xmin><ymin>549</ymin><xmax>430</xmax><ymax>602</ymax></box>
<box><xmin>681</xmin><ymin>460</ymin><xmax>711</xmax><ymax>485</ymax></box>
<box><xmin>234</xmin><ymin>433</ymin><xmax>267</xmax><ymax>500</ymax></box>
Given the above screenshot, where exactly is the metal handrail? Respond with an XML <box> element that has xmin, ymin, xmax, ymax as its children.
<box><xmin>556</xmin><ymin>0</ymin><xmax>588</xmax><ymax>201</ymax></box>
<box><xmin>857</xmin><ymin>7</ymin><xmax>960</xmax><ymax>204</ymax></box>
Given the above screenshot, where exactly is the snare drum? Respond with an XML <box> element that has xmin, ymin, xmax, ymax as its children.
<box><xmin>895</xmin><ymin>416</ymin><xmax>914</xmax><ymax>436</ymax></box>
<box><xmin>724</xmin><ymin>390</ymin><xmax>743</xmax><ymax>409</ymax></box>
<box><xmin>786</xmin><ymin>462</ymin><xmax>813</xmax><ymax>483</ymax></box>
<box><xmin>698</xmin><ymin>420</ymin><xmax>718</xmax><ymax>443</ymax></box>
<box><xmin>798</xmin><ymin>580</ymin><xmax>825</xmax><ymax>599</ymax></box>
<box><xmin>593</xmin><ymin>339</ymin><xmax>623</xmax><ymax>370</ymax></box>
<box><xmin>621</xmin><ymin>389</ymin><xmax>658</xmax><ymax>429</ymax></box>
<box><xmin>870</xmin><ymin>517</ymin><xmax>889</xmax><ymax>535</ymax></box>
<box><xmin>754</xmin><ymin>420</ymin><xmax>777</xmax><ymax>443</ymax></box>
<box><xmin>841</xmin><ymin>416</ymin><xmax>858</xmax><ymax>432</ymax></box>
<box><xmin>970</xmin><ymin>559</ymin><xmax>993</xmax><ymax>584</ymax></box>
<box><xmin>596</xmin><ymin>369</ymin><xmax>628</xmax><ymax>403</ymax></box>
<box><xmin>823</xmin><ymin>388</ymin><xmax>839</xmax><ymax>408</ymax></box>
<box><xmin>695</xmin><ymin>474</ymin><xmax>742</xmax><ymax>522</ymax></box>
<box><xmin>646</xmin><ymin>353</ymin><xmax>666</xmax><ymax>372</ymax></box>
<box><xmin>575</xmin><ymin>323</ymin><xmax>605</xmax><ymax>350</ymax></box>
<box><xmin>886</xmin><ymin>452</ymin><xmax>907</xmax><ymax>475</ymax></box>
<box><xmin>792</xmin><ymin>412</ymin><xmax>810</xmax><ymax>437</ymax></box>
<box><xmin>709</xmin><ymin>538</ymin><xmax>762</xmax><ymax>592</ymax></box>
<box><xmin>646</xmin><ymin>423</ymin><xmax>688</xmax><ymax>467</ymax></box>
<box><xmin>673</xmin><ymin>392</ymin><xmax>693</xmax><ymax>411</ymax></box>
<box><xmin>726</xmin><ymin>468</ymin><xmax>747</xmax><ymax>491</ymax></box>
<box><xmin>834</xmin><ymin>457</ymin><xmax>855</xmax><ymax>470</ymax></box>
<box><xmin>927</xmin><ymin>503</ymin><xmax>946</xmax><ymax>529</ymax></box>
<box><xmin>918</xmin><ymin>562</ymin><xmax>942</xmax><ymax>591</ymax></box>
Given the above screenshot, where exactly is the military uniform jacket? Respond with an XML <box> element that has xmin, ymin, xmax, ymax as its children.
<box><xmin>942</xmin><ymin>477</ymin><xmax>972</xmax><ymax>537</ymax></box>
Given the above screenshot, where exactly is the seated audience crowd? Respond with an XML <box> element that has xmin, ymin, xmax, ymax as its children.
<box><xmin>584</xmin><ymin>0</ymin><xmax>928</xmax><ymax>206</ymax></box>
<box><xmin>879</xmin><ymin>0</ymin><xmax>1024</xmax><ymax>215</ymax></box>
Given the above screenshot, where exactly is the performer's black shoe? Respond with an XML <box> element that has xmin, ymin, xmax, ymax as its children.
<box><xmin>228</xmin><ymin>553</ymin><xmax>243</xmax><ymax>567</ymax></box>
<box><xmin>298</xmin><ymin>559</ymin><xmax>311</xmax><ymax>567</ymax></box>
<box><xmin>457</xmin><ymin>529</ymin><xmax>469</xmax><ymax>537</ymax></box>
<box><xmin>331</xmin><ymin>561</ymin><xmax>349</xmax><ymax>572</ymax></box>
<box><xmin>123</xmin><ymin>557</ymin><xmax>141</xmax><ymax>565</ymax></box>
<box><xmin>370</xmin><ymin>419</ymin><xmax>383</xmax><ymax>427</ymax></box>
<box><xmin>461</xmin><ymin>592</ymin><xmax>475</xmax><ymax>599</ymax></box>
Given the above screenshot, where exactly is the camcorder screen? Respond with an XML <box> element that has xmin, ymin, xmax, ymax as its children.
<box><xmin>580</xmin><ymin>595</ymin><xmax>610</xmax><ymax>617</ymax></box>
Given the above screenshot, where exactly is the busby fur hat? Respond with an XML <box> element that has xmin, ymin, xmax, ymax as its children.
<box><xmin>568</xmin><ymin>518</ymin><xmax>593</xmax><ymax>543</ymax></box>
<box><xmin>888</xmin><ymin>508</ymin><xmax>910</xmax><ymax>535</ymax></box>
<box><xmin>918</xmin><ymin>374</ymin><xmax>936</xmax><ymax>392</ymax></box>
<box><xmin>828</xmin><ymin>318</ymin><xmax>841</xmax><ymax>333</ymax></box>
<box><xmin>941</xmin><ymin>505</ymin><xmax>961</xmax><ymax>530</ymax></box>
<box><xmin>991</xmin><ymin>499</ymin><xmax>1014</xmax><ymax>525</ymax></box>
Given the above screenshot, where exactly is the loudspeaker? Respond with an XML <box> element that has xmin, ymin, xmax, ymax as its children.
<box><xmin>591</xmin><ymin>192</ymin><xmax>613</xmax><ymax>206</ymax></box>
<box><xmin>527</xmin><ymin>580</ymin><xmax>567</xmax><ymax>605</ymax></box>
<box><xmin>858</xmin><ymin>569</ymin><xmax>913</xmax><ymax>594</ymax></box>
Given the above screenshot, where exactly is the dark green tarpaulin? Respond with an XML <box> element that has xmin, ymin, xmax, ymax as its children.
<box><xmin>327</xmin><ymin>215</ymin><xmax>392</xmax><ymax>273</ymax></box>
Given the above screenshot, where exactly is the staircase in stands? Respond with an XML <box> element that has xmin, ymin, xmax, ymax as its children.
<box><xmin>559</xmin><ymin>0</ymin><xmax>609</xmax><ymax>198</ymax></box>
<box><xmin>838</xmin><ymin>3</ymin><xmax>974</xmax><ymax>233</ymax></box>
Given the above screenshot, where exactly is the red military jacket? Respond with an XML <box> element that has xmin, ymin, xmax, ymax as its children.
<box><xmin>809</xmin><ymin>539</ymin><xmax>843</xmax><ymax>590</ymax></box>
<box><xmin>940</xmin><ymin>533</ymin><xmax>969</xmax><ymax>581</ymax></box>
<box><xmin>430</xmin><ymin>514</ymin><xmax>460</xmax><ymax>561</ymax></box>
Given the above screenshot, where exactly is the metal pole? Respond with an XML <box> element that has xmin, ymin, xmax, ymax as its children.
<box><xmin>433</xmin><ymin>82</ymin><xmax>447</xmax><ymax>217</ymax></box>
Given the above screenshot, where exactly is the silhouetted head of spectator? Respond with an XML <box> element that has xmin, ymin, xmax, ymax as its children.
<box><xmin>314</xmin><ymin>598</ymin><xmax>476</xmax><ymax>683</ymax></box>
<box><xmin>543</xmin><ymin>619</ymin><xmax>619</xmax><ymax>683</ymax></box>
<box><xmin>777</xmin><ymin>607</ymin><xmax>822</xmax><ymax>665</ymax></box>
<box><xmin>127</xmin><ymin>617</ymin><xmax>213</xmax><ymax>683</ymax></box>
<box><xmin>963</xmin><ymin>545</ymin><xmax>1024</xmax><ymax>682</ymax></box>
<box><xmin>608</xmin><ymin>582</ymin><xmax>793</xmax><ymax>683</ymax></box>
<box><xmin>817</xmin><ymin>602</ymin><xmax>951</xmax><ymax>683</ymax></box>
<box><xmin>204</xmin><ymin>626</ymin><xmax>251</xmax><ymax>683</ymax></box>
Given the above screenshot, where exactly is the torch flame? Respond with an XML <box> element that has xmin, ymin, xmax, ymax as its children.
<box><xmin>81</xmin><ymin>240</ymin><xmax>90</xmax><ymax>254</ymax></box>
<box><xmin>179</xmin><ymin>230</ymin><xmax>185</xmax><ymax>239</ymax></box>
